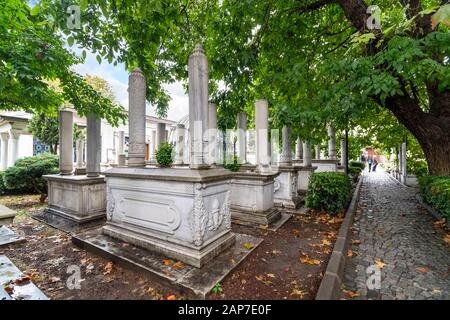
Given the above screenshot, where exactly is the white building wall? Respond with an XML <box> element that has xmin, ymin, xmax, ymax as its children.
<box><xmin>18</xmin><ymin>134</ymin><xmax>34</xmax><ymax>159</ymax></box>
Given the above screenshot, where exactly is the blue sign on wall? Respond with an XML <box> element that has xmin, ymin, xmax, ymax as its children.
<box><xmin>33</xmin><ymin>137</ymin><xmax>51</xmax><ymax>155</ymax></box>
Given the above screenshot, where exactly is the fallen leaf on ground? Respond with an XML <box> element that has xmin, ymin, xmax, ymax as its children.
<box><xmin>259</xmin><ymin>225</ymin><xmax>269</xmax><ymax>230</ymax></box>
<box><xmin>243</xmin><ymin>242</ymin><xmax>254</xmax><ymax>250</ymax></box>
<box><xmin>322</xmin><ymin>239</ymin><xmax>332</xmax><ymax>246</ymax></box>
<box><xmin>166</xmin><ymin>294</ymin><xmax>177</xmax><ymax>300</ymax></box>
<box><xmin>290</xmin><ymin>289</ymin><xmax>306</xmax><ymax>298</ymax></box>
<box><xmin>443</xmin><ymin>234</ymin><xmax>450</xmax><ymax>245</ymax></box>
<box><xmin>266</xmin><ymin>273</ymin><xmax>276</xmax><ymax>278</ymax></box>
<box><xmin>343</xmin><ymin>289</ymin><xmax>359</xmax><ymax>298</ymax></box>
<box><xmin>14</xmin><ymin>276</ymin><xmax>31</xmax><ymax>285</ymax></box>
<box><xmin>374</xmin><ymin>259</ymin><xmax>386</xmax><ymax>269</ymax></box>
<box><xmin>292</xmin><ymin>229</ymin><xmax>300</xmax><ymax>237</ymax></box>
<box><xmin>162</xmin><ymin>259</ymin><xmax>173</xmax><ymax>266</ymax></box>
<box><xmin>172</xmin><ymin>261</ymin><xmax>185</xmax><ymax>270</ymax></box>
<box><xmin>351</xmin><ymin>240</ymin><xmax>361</xmax><ymax>245</ymax></box>
<box><xmin>122</xmin><ymin>243</ymin><xmax>130</xmax><ymax>248</ymax></box>
<box><xmin>104</xmin><ymin>262</ymin><xmax>113</xmax><ymax>274</ymax></box>
<box><xmin>416</xmin><ymin>267</ymin><xmax>429</xmax><ymax>273</ymax></box>
<box><xmin>347</xmin><ymin>250</ymin><xmax>353</xmax><ymax>257</ymax></box>
<box><xmin>300</xmin><ymin>257</ymin><xmax>321</xmax><ymax>265</ymax></box>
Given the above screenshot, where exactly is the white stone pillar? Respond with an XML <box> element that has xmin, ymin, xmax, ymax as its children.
<box><xmin>115</xmin><ymin>131</ymin><xmax>125</xmax><ymax>164</ymax></box>
<box><xmin>175</xmin><ymin>124</ymin><xmax>185</xmax><ymax>165</ymax></box>
<box><xmin>86</xmin><ymin>114</ymin><xmax>101</xmax><ymax>177</ymax></box>
<box><xmin>303</xmin><ymin>141</ymin><xmax>312</xmax><ymax>167</ymax></box>
<box><xmin>328</xmin><ymin>125</ymin><xmax>336</xmax><ymax>160</ymax></box>
<box><xmin>255</xmin><ymin>99</ymin><xmax>270</xmax><ymax>171</ymax></box>
<box><xmin>150</xmin><ymin>130</ymin><xmax>156</xmax><ymax>161</ymax></box>
<box><xmin>156</xmin><ymin>123</ymin><xmax>166</xmax><ymax>151</ymax></box>
<box><xmin>398</xmin><ymin>145</ymin><xmax>402</xmax><ymax>173</ymax></box>
<box><xmin>76</xmin><ymin>138</ymin><xmax>85</xmax><ymax>168</ymax></box>
<box><xmin>0</xmin><ymin>133</ymin><xmax>9</xmax><ymax>170</ymax></box>
<box><xmin>295</xmin><ymin>137</ymin><xmax>302</xmax><ymax>160</ymax></box>
<box><xmin>340</xmin><ymin>137</ymin><xmax>347</xmax><ymax>167</ymax></box>
<box><xmin>188</xmin><ymin>44</ymin><xmax>210</xmax><ymax>169</ymax></box>
<box><xmin>127</xmin><ymin>67</ymin><xmax>147</xmax><ymax>167</ymax></box>
<box><xmin>58</xmin><ymin>110</ymin><xmax>73</xmax><ymax>175</ymax></box>
<box><xmin>279</xmin><ymin>126</ymin><xmax>292</xmax><ymax>166</ymax></box>
<box><xmin>315</xmin><ymin>144</ymin><xmax>321</xmax><ymax>160</ymax></box>
<box><xmin>401</xmin><ymin>142</ymin><xmax>407</xmax><ymax>177</ymax></box>
<box><xmin>208</xmin><ymin>102</ymin><xmax>217</xmax><ymax>165</ymax></box>
<box><xmin>6</xmin><ymin>131</ymin><xmax>19</xmax><ymax>168</ymax></box>
<box><xmin>237</xmin><ymin>112</ymin><xmax>247</xmax><ymax>163</ymax></box>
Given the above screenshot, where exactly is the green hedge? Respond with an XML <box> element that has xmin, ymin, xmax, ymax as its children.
<box><xmin>349</xmin><ymin>161</ymin><xmax>365</xmax><ymax>170</ymax></box>
<box><xmin>306</xmin><ymin>172</ymin><xmax>352</xmax><ymax>215</ymax></box>
<box><xmin>1</xmin><ymin>153</ymin><xmax>59</xmax><ymax>200</ymax></box>
<box><xmin>418</xmin><ymin>175</ymin><xmax>450</xmax><ymax>220</ymax></box>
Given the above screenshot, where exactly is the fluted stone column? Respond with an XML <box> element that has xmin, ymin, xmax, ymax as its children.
<box><xmin>156</xmin><ymin>123</ymin><xmax>166</xmax><ymax>151</ymax></box>
<box><xmin>315</xmin><ymin>145</ymin><xmax>321</xmax><ymax>160</ymax></box>
<box><xmin>303</xmin><ymin>141</ymin><xmax>312</xmax><ymax>167</ymax></box>
<box><xmin>255</xmin><ymin>99</ymin><xmax>270</xmax><ymax>172</ymax></box>
<box><xmin>208</xmin><ymin>102</ymin><xmax>217</xmax><ymax>165</ymax></box>
<box><xmin>127</xmin><ymin>68</ymin><xmax>146</xmax><ymax>167</ymax></box>
<box><xmin>328</xmin><ymin>125</ymin><xmax>336</xmax><ymax>160</ymax></box>
<box><xmin>0</xmin><ymin>133</ymin><xmax>8</xmax><ymax>170</ymax></box>
<box><xmin>340</xmin><ymin>136</ymin><xmax>347</xmax><ymax>168</ymax></box>
<box><xmin>188</xmin><ymin>44</ymin><xmax>210</xmax><ymax>169</ymax></box>
<box><xmin>58</xmin><ymin>110</ymin><xmax>73</xmax><ymax>175</ymax></box>
<box><xmin>150</xmin><ymin>130</ymin><xmax>156</xmax><ymax>161</ymax></box>
<box><xmin>86</xmin><ymin>114</ymin><xmax>101</xmax><ymax>177</ymax></box>
<box><xmin>7</xmin><ymin>130</ymin><xmax>20</xmax><ymax>168</ymax></box>
<box><xmin>279</xmin><ymin>126</ymin><xmax>292</xmax><ymax>166</ymax></box>
<box><xmin>237</xmin><ymin>112</ymin><xmax>247</xmax><ymax>163</ymax></box>
<box><xmin>175</xmin><ymin>124</ymin><xmax>185</xmax><ymax>165</ymax></box>
<box><xmin>295</xmin><ymin>137</ymin><xmax>302</xmax><ymax>160</ymax></box>
<box><xmin>76</xmin><ymin>138</ymin><xmax>85</xmax><ymax>168</ymax></box>
<box><xmin>115</xmin><ymin>131</ymin><xmax>125</xmax><ymax>164</ymax></box>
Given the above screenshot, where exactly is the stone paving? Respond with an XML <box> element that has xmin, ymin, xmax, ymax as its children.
<box><xmin>341</xmin><ymin>169</ymin><xmax>450</xmax><ymax>300</ymax></box>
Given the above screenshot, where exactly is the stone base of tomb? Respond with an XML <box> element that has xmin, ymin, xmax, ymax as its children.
<box><xmin>40</xmin><ymin>175</ymin><xmax>106</xmax><ymax>230</ymax></box>
<box><xmin>297</xmin><ymin>166</ymin><xmax>317</xmax><ymax>193</ymax></box>
<box><xmin>311</xmin><ymin>159</ymin><xmax>339</xmax><ymax>172</ymax></box>
<box><xmin>102</xmin><ymin>167</ymin><xmax>236</xmax><ymax>268</ymax></box>
<box><xmin>0</xmin><ymin>204</ymin><xmax>17</xmax><ymax>226</ymax></box>
<box><xmin>273</xmin><ymin>165</ymin><xmax>301</xmax><ymax>209</ymax></box>
<box><xmin>73</xmin><ymin>227</ymin><xmax>262</xmax><ymax>299</ymax></box>
<box><xmin>230</xmin><ymin>170</ymin><xmax>281</xmax><ymax>227</ymax></box>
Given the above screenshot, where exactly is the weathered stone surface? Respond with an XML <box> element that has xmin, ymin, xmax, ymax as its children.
<box><xmin>311</xmin><ymin>159</ymin><xmax>339</xmax><ymax>172</ymax></box>
<box><xmin>297</xmin><ymin>166</ymin><xmax>316</xmax><ymax>192</ymax></box>
<box><xmin>255</xmin><ymin>99</ymin><xmax>271</xmax><ymax>172</ymax></box>
<box><xmin>58</xmin><ymin>110</ymin><xmax>73</xmax><ymax>175</ymax></box>
<box><xmin>73</xmin><ymin>228</ymin><xmax>262</xmax><ymax>299</ymax></box>
<box><xmin>273</xmin><ymin>166</ymin><xmax>300</xmax><ymax>209</ymax></box>
<box><xmin>175</xmin><ymin>124</ymin><xmax>186</xmax><ymax>165</ymax></box>
<box><xmin>0</xmin><ymin>226</ymin><xmax>25</xmax><ymax>246</ymax></box>
<box><xmin>230</xmin><ymin>170</ymin><xmax>280</xmax><ymax>226</ymax></box>
<box><xmin>237</xmin><ymin>112</ymin><xmax>247</xmax><ymax>163</ymax></box>
<box><xmin>0</xmin><ymin>204</ymin><xmax>16</xmax><ymax>226</ymax></box>
<box><xmin>103</xmin><ymin>167</ymin><xmax>234</xmax><ymax>268</ymax></box>
<box><xmin>0</xmin><ymin>255</ymin><xmax>48</xmax><ymax>300</ymax></box>
<box><xmin>86</xmin><ymin>113</ymin><xmax>101</xmax><ymax>177</ymax></box>
<box><xmin>43</xmin><ymin>175</ymin><xmax>106</xmax><ymax>225</ymax></box>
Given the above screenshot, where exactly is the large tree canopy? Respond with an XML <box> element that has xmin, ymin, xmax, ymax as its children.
<box><xmin>11</xmin><ymin>0</ymin><xmax>450</xmax><ymax>174</ymax></box>
<box><xmin>0</xmin><ymin>0</ymin><xmax>126</xmax><ymax>126</ymax></box>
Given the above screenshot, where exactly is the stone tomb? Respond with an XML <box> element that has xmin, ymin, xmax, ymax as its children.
<box><xmin>102</xmin><ymin>167</ymin><xmax>235</xmax><ymax>268</ymax></box>
<box><xmin>273</xmin><ymin>165</ymin><xmax>301</xmax><ymax>209</ymax></box>
<box><xmin>0</xmin><ymin>204</ymin><xmax>17</xmax><ymax>226</ymax></box>
<box><xmin>230</xmin><ymin>170</ymin><xmax>281</xmax><ymax>227</ymax></box>
<box><xmin>311</xmin><ymin>159</ymin><xmax>339</xmax><ymax>172</ymax></box>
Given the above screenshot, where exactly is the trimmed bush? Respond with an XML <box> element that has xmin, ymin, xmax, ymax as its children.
<box><xmin>306</xmin><ymin>172</ymin><xmax>352</xmax><ymax>215</ymax></box>
<box><xmin>349</xmin><ymin>161</ymin><xmax>365</xmax><ymax>170</ymax></box>
<box><xmin>418</xmin><ymin>175</ymin><xmax>450</xmax><ymax>220</ymax></box>
<box><xmin>2</xmin><ymin>153</ymin><xmax>59</xmax><ymax>201</ymax></box>
<box><xmin>155</xmin><ymin>142</ymin><xmax>174</xmax><ymax>167</ymax></box>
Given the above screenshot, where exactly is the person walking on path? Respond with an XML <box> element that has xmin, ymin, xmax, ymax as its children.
<box><xmin>367</xmin><ymin>158</ymin><xmax>373</xmax><ymax>172</ymax></box>
<box><xmin>372</xmin><ymin>159</ymin><xmax>378</xmax><ymax>172</ymax></box>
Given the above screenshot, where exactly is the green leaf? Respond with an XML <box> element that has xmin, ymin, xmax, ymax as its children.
<box><xmin>96</xmin><ymin>55</ymin><xmax>102</xmax><ymax>64</ymax></box>
<box><xmin>30</xmin><ymin>4</ymin><xmax>40</xmax><ymax>16</ymax></box>
<box><xmin>82</xmin><ymin>50</ymin><xmax>87</xmax><ymax>60</ymax></box>
<box><xmin>80</xmin><ymin>0</ymin><xmax>89</xmax><ymax>12</ymax></box>
<box><xmin>67</xmin><ymin>36</ymin><xmax>74</xmax><ymax>47</ymax></box>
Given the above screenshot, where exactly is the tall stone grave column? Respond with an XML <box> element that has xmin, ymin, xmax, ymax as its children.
<box><xmin>150</xmin><ymin>130</ymin><xmax>156</xmax><ymax>161</ymax></box>
<box><xmin>188</xmin><ymin>44</ymin><xmax>210</xmax><ymax>169</ymax></box>
<box><xmin>59</xmin><ymin>110</ymin><xmax>73</xmax><ymax>175</ymax></box>
<box><xmin>86</xmin><ymin>114</ymin><xmax>101</xmax><ymax>177</ymax></box>
<box><xmin>295</xmin><ymin>137</ymin><xmax>302</xmax><ymax>160</ymax></box>
<box><xmin>208</xmin><ymin>102</ymin><xmax>217</xmax><ymax>165</ymax></box>
<box><xmin>76</xmin><ymin>138</ymin><xmax>85</xmax><ymax>168</ymax></box>
<box><xmin>315</xmin><ymin>145</ymin><xmax>321</xmax><ymax>160</ymax></box>
<box><xmin>237</xmin><ymin>112</ymin><xmax>247</xmax><ymax>163</ymax></box>
<box><xmin>156</xmin><ymin>123</ymin><xmax>166</xmax><ymax>152</ymax></box>
<box><xmin>279</xmin><ymin>126</ymin><xmax>292</xmax><ymax>166</ymax></box>
<box><xmin>255</xmin><ymin>99</ymin><xmax>270</xmax><ymax>172</ymax></box>
<box><xmin>127</xmin><ymin>68</ymin><xmax>146</xmax><ymax>167</ymax></box>
<box><xmin>115</xmin><ymin>131</ymin><xmax>125</xmax><ymax>164</ymax></box>
<box><xmin>328</xmin><ymin>125</ymin><xmax>336</xmax><ymax>160</ymax></box>
<box><xmin>0</xmin><ymin>133</ymin><xmax>8</xmax><ymax>170</ymax></box>
<box><xmin>303</xmin><ymin>141</ymin><xmax>312</xmax><ymax>167</ymax></box>
<box><xmin>175</xmin><ymin>124</ymin><xmax>185</xmax><ymax>165</ymax></box>
<box><xmin>340</xmin><ymin>136</ymin><xmax>347</xmax><ymax>167</ymax></box>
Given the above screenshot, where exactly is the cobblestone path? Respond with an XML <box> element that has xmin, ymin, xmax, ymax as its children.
<box><xmin>341</xmin><ymin>170</ymin><xmax>450</xmax><ymax>300</ymax></box>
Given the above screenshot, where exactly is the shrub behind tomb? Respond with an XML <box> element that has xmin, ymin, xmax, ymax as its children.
<box><xmin>419</xmin><ymin>175</ymin><xmax>450</xmax><ymax>220</ymax></box>
<box><xmin>306</xmin><ymin>172</ymin><xmax>352</xmax><ymax>215</ymax></box>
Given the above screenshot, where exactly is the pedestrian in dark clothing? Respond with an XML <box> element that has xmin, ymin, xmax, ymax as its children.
<box><xmin>368</xmin><ymin>158</ymin><xmax>373</xmax><ymax>172</ymax></box>
<box><xmin>373</xmin><ymin>159</ymin><xmax>378</xmax><ymax>172</ymax></box>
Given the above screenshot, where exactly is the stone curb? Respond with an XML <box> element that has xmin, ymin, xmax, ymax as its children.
<box><xmin>315</xmin><ymin>174</ymin><xmax>364</xmax><ymax>300</ymax></box>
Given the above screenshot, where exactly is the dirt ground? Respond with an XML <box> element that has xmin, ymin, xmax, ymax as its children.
<box><xmin>0</xmin><ymin>195</ymin><xmax>343</xmax><ymax>300</ymax></box>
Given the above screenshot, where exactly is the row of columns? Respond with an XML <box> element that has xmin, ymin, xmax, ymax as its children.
<box><xmin>0</xmin><ymin>131</ymin><xmax>20</xmax><ymax>170</ymax></box>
